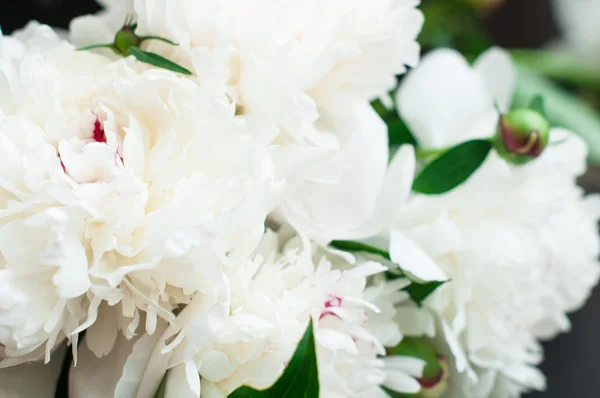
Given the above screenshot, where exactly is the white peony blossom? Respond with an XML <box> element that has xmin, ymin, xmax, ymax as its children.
<box><xmin>70</xmin><ymin>0</ymin><xmax>423</xmax><ymax>243</ymax></box>
<box><xmin>165</xmin><ymin>229</ymin><xmax>435</xmax><ymax>397</ymax></box>
<box><xmin>67</xmin><ymin>228</ymin><xmax>436</xmax><ymax>398</ymax></box>
<box><xmin>0</xmin><ymin>24</ymin><xmax>280</xmax><ymax>366</ymax></box>
<box><xmin>387</xmin><ymin>47</ymin><xmax>600</xmax><ymax>397</ymax></box>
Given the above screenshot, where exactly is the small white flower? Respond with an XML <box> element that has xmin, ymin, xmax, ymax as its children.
<box><xmin>0</xmin><ymin>25</ymin><xmax>280</xmax><ymax>365</ymax></box>
<box><xmin>387</xmin><ymin>47</ymin><xmax>600</xmax><ymax>397</ymax></box>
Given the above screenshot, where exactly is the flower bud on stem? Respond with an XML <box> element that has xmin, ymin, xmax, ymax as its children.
<box><xmin>493</xmin><ymin>108</ymin><xmax>550</xmax><ymax>165</ymax></box>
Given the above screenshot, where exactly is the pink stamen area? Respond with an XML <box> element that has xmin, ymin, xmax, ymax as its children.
<box><xmin>319</xmin><ymin>296</ymin><xmax>343</xmax><ymax>320</ymax></box>
<box><xmin>93</xmin><ymin>118</ymin><xmax>107</xmax><ymax>143</ymax></box>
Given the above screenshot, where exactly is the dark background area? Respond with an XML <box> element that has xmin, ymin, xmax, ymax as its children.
<box><xmin>1</xmin><ymin>0</ymin><xmax>598</xmax><ymax>396</ymax></box>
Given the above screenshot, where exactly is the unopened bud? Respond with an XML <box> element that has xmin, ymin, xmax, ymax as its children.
<box><xmin>493</xmin><ymin>109</ymin><xmax>550</xmax><ymax>165</ymax></box>
<box><xmin>416</xmin><ymin>356</ymin><xmax>449</xmax><ymax>398</ymax></box>
<box><xmin>387</xmin><ymin>338</ymin><xmax>448</xmax><ymax>398</ymax></box>
<box><xmin>114</xmin><ymin>24</ymin><xmax>140</xmax><ymax>55</ymax></box>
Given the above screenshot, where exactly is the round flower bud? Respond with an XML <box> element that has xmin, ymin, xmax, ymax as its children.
<box><xmin>387</xmin><ymin>338</ymin><xmax>448</xmax><ymax>398</ymax></box>
<box><xmin>114</xmin><ymin>26</ymin><xmax>140</xmax><ymax>55</ymax></box>
<box><xmin>416</xmin><ymin>357</ymin><xmax>449</xmax><ymax>398</ymax></box>
<box><xmin>494</xmin><ymin>108</ymin><xmax>550</xmax><ymax>165</ymax></box>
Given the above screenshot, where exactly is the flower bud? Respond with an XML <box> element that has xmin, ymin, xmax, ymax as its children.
<box><xmin>114</xmin><ymin>24</ymin><xmax>140</xmax><ymax>55</ymax></box>
<box><xmin>387</xmin><ymin>337</ymin><xmax>448</xmax><ymax>398</ymax></box>
<box><xmin>416</xmin><ymin>357</ymin><xmax>449</xmax><ymax>398</ymax></box>
<box><xmin>494</xmin><ymin>108</ymin><xmax>550</xmax><ymax>165</ymax></box>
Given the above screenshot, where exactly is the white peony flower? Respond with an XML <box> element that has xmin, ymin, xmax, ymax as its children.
<box><xmin>70</xmin><ymin>0</ymin><xmax>423</xmax><ymax>242</ymax></box>
<box><xmin>178</xmin><ymin>229</ymin><xmax>436</xmax><ymax>397</ymax></box>
<box><xmin>387</xmin><ymin>47</ymin><xmax>600</xmax><ymax>397</ymax></box>
<box><xmin>68</xmin><ymin>228</ymin><xmax>436</xmax><ymax>398</ymax></box>
<box><xmin>0</xmin><ymin>24</ymin><xmax>280</xmax><ymax>366</ymax></box>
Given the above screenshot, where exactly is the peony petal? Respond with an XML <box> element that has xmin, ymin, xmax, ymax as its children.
<box><xmin>389</xmin><ymin>230</ymin><xmax>447</xmax><ymax>282</ymax></box>
<box><xmin>0</xmin><ymin>343</ymin><xmax>67</xmax><ymax>398</ymax></box>
<box><xmin>396</xmin><ymin>48</ymin><xmax>494</xmax><ymax>148</ymax></box>
<box><xmin>164</xmin><ymin>361</ymin><xmax>201</xmax><ymax>398</ymax></box>
<box><xmin>473</xmin><ymin>47</ymin><xmax>516</xmax><ymax>113</ymax></box>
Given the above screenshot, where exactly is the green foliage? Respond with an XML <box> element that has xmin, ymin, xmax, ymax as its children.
<box><xmin>412</xmin><ymin>139</ymin><xmax>492</xmax><ymax>194</ymax></box>
<box><xmin>129</xmin><ymin>47</ymin><xmax>193</xmax><ymax>75</ymax></box>
<box><xmin>228</xmin><ymin>320</ymin><xmax>319</xmax><ymax>398</ymax></box>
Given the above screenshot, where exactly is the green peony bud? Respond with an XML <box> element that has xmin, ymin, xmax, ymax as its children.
<box><xmin>387</xmin><ymin>337</ymin><xmax>448</xmax><ymax>398</ymax></box>
<box><xmin>493</xmin><ymin>108</ymin><xmax>550</xmax><ymax>165</ymax></box>
<box><xmin>114</xmin><ymin>25</ymin><xmax>140</xmax><ymax>55</ymax></box>
<box><xmin>416</xmin><ymin>357</ymin><xmax>449</xmax><ymax>398</ymax></box>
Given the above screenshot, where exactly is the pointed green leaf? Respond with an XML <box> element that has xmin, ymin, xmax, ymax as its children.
<box><xmin>528</xmin><ymin>95</ymin><xmax>546</xmax><ymax>118</ymax></box>
<box><xmin>77</xmin><ymin>43</ymin><xmax>114</xmax><ymax>52</ymax></box>
<box><xmin>330</xmin><ymin>240</ymin><xmax>445</xmax><ymax>305</ymax></box>
<box><xmin>140</xmin><ymin>36</ymin><xmax>180</xmax><ymax>47</ymax></box>
<box><xmin>412</xmin><ymin>139</ymin><xmax>492</xmax><ymax>194</ymax></box>
<box><xmin>129</xmin><ymin>47</ymin><xmax>193</xmax><ymax>75</ymax></box>
<box><xmin>228</xmin><ymin>320</ymin><xmax>319</xmax><ymax>398</ymax></box>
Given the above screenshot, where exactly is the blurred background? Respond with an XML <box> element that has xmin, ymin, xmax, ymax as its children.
<box><xmin>1</xmin><ymin>0</ymin><xmax>599</xmax><ymax>396</ymax></box>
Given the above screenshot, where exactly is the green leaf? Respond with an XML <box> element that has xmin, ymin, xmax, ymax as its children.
<box><xmin>514</xmin><ymin>69</ymin><xmax>600</xmax><ymax>164</ymax></box>
<box><xmin>153</xmin><ymin>374</ymin><xmax>168</xmax><ymax>398</ymax></box>
<box><xmin>412</xmin><ymin>139</ymin><xmax>492</xmax><ymax>194</ymax></box>
<box><xmin>528</xmin><ymin>95</ymin><xmax>546</xmax><ymax>118</ymax></box>
<box><xmin>388</xmin><ymin>118</ymin><xmax>418</xmax><ymax>147</ymax></box>
<box><xmin>511</xmin><ymin>49</ymin><xmax>600</xmax><ymax>89</ymax></box>
<box><xmin>372</xmin><ymin>99</ymin><xmax>398</xmax><ymax>123</ymax></box>
<box><xmin>228</xmin><ymin>320</ymin><xmax>319</xmax><ymax>398</ymax></box>
<box><xmin>330</xmin><ymin>240</ymin><xmax>391</xmax><ymax>260</ymax></box>
<box><xmin>330</xmin><ymin>241</ymin><xmax>444</xmax><ymax>305</ymax></box>
<box><xmin>129</xmin><ymin>47</ymin><xmax>193</xmax><ymax>75</ymax></box>
<box><xmin>140</xmin><ymin>36</ymin><xmax>180</xmax><ymax>46</ymax></box>
<box><xmin>77</xmin><ymin>43</ymin><xmax>114</xmax><ymax>52</ymax></box>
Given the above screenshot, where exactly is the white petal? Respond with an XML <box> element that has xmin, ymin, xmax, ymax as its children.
<box><xmin>384</xmin><ymin>355</ymin><xmax>426</xmax><ymax>377</ymax></box>
<box><xmin>473</xmin><ymin>47</ymin><xmax>516</xmax><ymax>112</ymax></box>
<box><xmin>383</xmin><ymin>369</ymin><xmax>422</xmax><ymax>394</ymax></box>
<box><xmin>396</xmin><ymin>48</ymin><xmax>494</xmax><ymax>148</ymax></box>
<box><xmin>114</xmin><ymin>322</ymin><xmax>170</xmax><ymax>398</ymax></box>
<box><xmin>164</xmin><ymin>361</ymin><xmax>201</xmax><ymax>398</ymax></box>
<box><xmin>283</xmin><ymin>93</ymin><xmax>388</xmax><ymax>242</ymax></box>
<box><xmin>389</xmin><ymin>230</ymin><xmax>447</xmax><ymax>282</ymax></box>
<box><xmin>0</xmin><ymin>344</ymin><xmax>67</xmax><ymax>398</ymax></box>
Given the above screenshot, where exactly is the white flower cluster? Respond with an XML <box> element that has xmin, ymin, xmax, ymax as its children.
<box><xmin>0</xmin><ymin>1</ymin><xmax>598</xmax><ymax>398</ymax></box>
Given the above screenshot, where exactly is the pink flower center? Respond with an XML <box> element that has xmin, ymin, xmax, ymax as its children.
<box><xmin>93</xmin><ymin>118</ymin><xmax>107</xmax><ymax>143</ymax></box>
<box><xmin>320</xmin><ymin>295</ymin><xmax>343</xmax><ymax>320</ymax></box>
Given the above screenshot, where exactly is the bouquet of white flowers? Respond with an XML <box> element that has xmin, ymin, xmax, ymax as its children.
<box><xmin>0</xmin><ymin>1</ymin><xmax>599</xmax><ymax>397</ymax></box>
